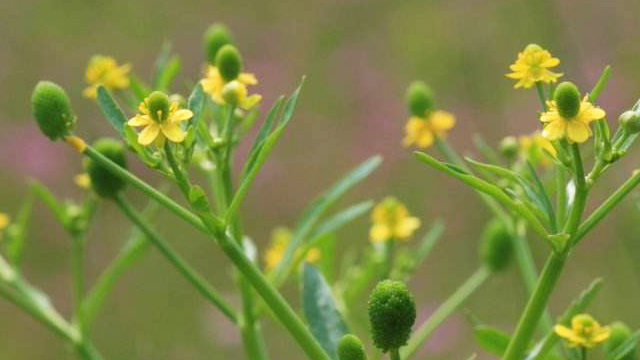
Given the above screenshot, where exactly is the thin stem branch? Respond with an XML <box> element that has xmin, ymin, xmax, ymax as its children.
<box><xmin>563</xmin><ymin>144</ymin><xmax>587</xmax><ymax>238</ymax></box>
<box><xmin>401</xmin><ymin>267</ymin><xmax>490</xmax><ymax>360</ymax></box>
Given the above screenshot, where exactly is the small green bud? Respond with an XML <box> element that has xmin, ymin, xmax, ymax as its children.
<box><xmin>368</xmin><ymin>280</ymin><xmax>416</xmax><ymax>352</ymax></box>
<box><xmin>216</xmin><ymin>44</ymin><xmax>243</xmax><ymax>82</ymax></box>
<box><xmin>337</xmin><ymin>334</ymin><xmax>367</xmax><ymax>360</ymax></box>
<box><xmin>480</xmin><ymin>218</ymin><xmax>513</xmax><ymax>271</ymax></box>
<box><xmin>554</xmin><ymin>82</ymin><xmax>581</xmax><ymax>119</ymax></box>
<box><xmin>406</xmin><ymin>81</ymin><xmax>434</xmax><ymax>117</ymax></box>
<box><xmin>620</xmin><ymin>110</ymin><xmax>640</xmax><ymax>134</ymax></box>
<box><xmin>500</xmin><ymin>136</ymin><xmax>519</xmax><ymax>158</ymax></box>
<box><xmin>147</xmin><ymin>91</ymin><xmax>170</xmax><ymax>122</ymax></box>
<box><xmin>605</xmin><ymin>321</ymin><xmax>636</xmax><ymax>360</ymax></box>
<box><xmin>221</xmin><ymin>80</ymin><xmax>244</xmax><ymax>106</ymax></box>
<box><xmin>86</xmin><ymin>138</ymin><xmax>127</xmax><ymax>198</ymax></box>
<box><xmin>203</xmin><ymin>23</ymin><xmax>232</xmax><ymax>64</ymax></box>
<box><xmin>524</xmin><ymin>43</ymin><xmax>543</xmax><ymax>52</ymax></box>
<box><xmin>31</xmin><ymin>81</ymin><xmax>76</xmax><ymax>140</ymax></box>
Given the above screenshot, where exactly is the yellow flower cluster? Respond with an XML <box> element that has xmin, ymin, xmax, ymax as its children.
<box><xmin>83</xmin><ymin>55</ymin><xmax>131</xmax><ymax>98</ymax></box>
<box><xmin>403</xmin><ymin>110</ymin><xmax>456</xmax><ymax>148</ymax></box>
<box><xmin>264</xmin><ymin>227</ymin><xmax>321</xmax><ymax>271</ymax></box>
<box><xmin>554</xmin><ymin>314</ymin><xmax>611</xmax><ymax>348</ymax></box>
<box><xmin>506</xmin><ymin>44</ymin><xmax>562</xmax><ymax>89</ymax></box>
<box><xmin>201</xmin><ymin>66</ymin><xmax>261</xmax><ymax>110</ymax></box>
<box><xmin>370</xmin><ymin>197</ymin><xmax>420</xmax><ymax>243</ymax></box>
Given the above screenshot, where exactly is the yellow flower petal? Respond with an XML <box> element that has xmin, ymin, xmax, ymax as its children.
<box><xmin>370</xmin><ymin>224</ymin><xmax>391</xmax><ymax>242</ymax></box>
<box><xmin>128</xmin><ymin>114</ymin><xmax>152</xmax><ymax>126</ymax></box>
<box><xmin>240</xmin><ymin>94</ymin><xmax>262</xmax><ymax>110</ymax></box>
<box><xmin>566</xmin><ymin>120</ymin><xmax>591</xmax><ymax>143</ymax></box>
<box><xmin>171</xmin><ymin>109</ymin><xmax>194</xmax><ymax>122</ymax></box>
<box><xmin>160</xmin><ymin>123</ymin><xmax>186</xmax><ymax>143</ymax></box>
<box><xmin>138</xmin><ymin>124</ymin><xmax>160</xmax><ymax>145</ymax></box>
<box><xmin>239</xmin><ymin>72</ymin><xmax>258</xmax><ymax>85</ymax></box>
<box><xmin>395</xmin><ymin>217</ymin><xmax>421</xmax><ymax>239</ymax></box>
<box><xmin>430</xmin><ymin>110</ymin><xmax>456</xmax><ymax>131</ymax></box>
<box><xmin>0</xmin><ymin>213</ymin><xmax>9</xmax><ymax>229</ymax></box>
<box><xmin>542</xmin><ymin>120</ymin><xmax>566</xmax><ymax>141</ymax></box>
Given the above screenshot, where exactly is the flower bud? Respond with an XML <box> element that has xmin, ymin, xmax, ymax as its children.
<box><xmin>554</xmin><ymin>82</ymin><xmax>581</xmax><ymax>119</ymax></box>
<box><xmin>368</xmin><ymin>280</ymin><xmax>416</xmax><ymax>352</ymax></box>
<box><xmin>31</xmin><ymin>81</ymin><xmax>76</xmax><ymax>140</ymax></box>
<box><xmin>500</xmin><ymin>136</ymin><xmax>519</xmax><ymax>158</ymax></box>
<box><xmin>216</xmin><ymin>44</ymin><xmax>242</xmax><ymax>82</ymax></box>
<box><xmin>480</xmin><ymin>218</ymin><xmax>513</xmax><ymax>271</ymax></box>
<box><xmin>406</xmin><ymin>81</ymin><xmax>434</xmax><ymax>117</ymax></box>
<box><xmin>619</xmin><ymin>110</ymin><xmax>640</xmax><ymax>134</ymax></box>
<box><xmin>221</xmin><ymin>80</ymin><xmax>245</xmax><ymax>106</ymax></box>
<box><xmin>147</xmin><ymin>91</ymin><xmax>170</xmax><ymax>122</ymax></box>
<box><xmin>85</xmin><ymin>138</ymin><xmax>127</xmax><ymax>198</ymax></box>
<box><xmin>203</xmin><ymin>23</ymin><xmax>232</xmax><ymax>65</ymax></box>
<box><xmin>337</xmin><ymin>334</ymin><xmax>367</xmax><ymax>360</ymax></box>
<box><xmin>605</xmin><ymin>321</ymin><xmax>636</xmax><ymax>360</ymax></box>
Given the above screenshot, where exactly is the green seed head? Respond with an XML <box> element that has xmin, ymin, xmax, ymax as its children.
<box><xmin>480</xmin><ymin>218</ymin><xmax>513</xmax><ymax>271</ymax></box>
<box><xmin>86</xmin><ymin>138</ymin><xmax>127</xmax><ymax>198</ymax></box>
<box><xmin>203</xmin><ymin>23</ymin><xmax>233</xmax><ymax>65</ymax></box>
<box><xmin>620</xmin><ymin>110</ymin><xmax>640</xmax><ymax>134</ymax></box>
<box><xmin>31</xmin><ymin>81</ymin><xmax>76</xmax><ymax>140</ymax></box>
<box><xmin>367</xmin><ymin>280</ymin><xmax>416</xmax><ymax>352</ymax></box>
<box><xmin>554</xmin><ymin>82</ymin><xmax>581</xmax><ymax>119</ymax></box>
<box><xmin>499</xmin><ymin>136</ymin><xmax>519</xmax><ymax>158</ymax></box>
<box><xmin>216</xmin><ymin>44</ymin><xmax>243</xmax><ymax>82</ymax></box>
<box><xmin>337</xmin><ymin>334</ymin><xmax>367</xmax><ymax>360</ymax></box>
<box><xmin>147</xmin><ymin>91</ymin><xmax>170</xmax><ymax>122</ymax></box>
<box><xmin>406</xmin><ymin>81</ymin><xmax>434</xmax><ymax>117</ymax></box>
<box><xmin>605</xmin><ymin>321</ymin><xmax>635</xmax><ymax>359</ymax></box>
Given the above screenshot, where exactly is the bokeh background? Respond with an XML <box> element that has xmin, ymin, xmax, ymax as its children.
<box><xmin>1</xmin><ymin>0</ymin><xmax>640</xmax><ymax>359</ymax></box>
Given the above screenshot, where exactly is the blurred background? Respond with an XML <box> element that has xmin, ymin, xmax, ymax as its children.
<box><xmin>1</xmin><ymin>0</ymin><xmax>640</xmax><ymax>359</ymax></box>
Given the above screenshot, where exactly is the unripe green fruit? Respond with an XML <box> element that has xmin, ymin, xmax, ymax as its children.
<box><xmin>86</xmin><ymin>138</ymin><xmax>127</xmax><ymax>198</ymax></box>
<box><xmin>337</xmin><ymin>334</ymin><xmax>367</xmax><ymax>360</ymax></box>
<box><xmin>147</xmin><ymin>91</ymin><xmax>170</xmax><ymax>122</ymax></box>
<box><xmin>620</xmin><ymin>110</ymin><xmax>640</xmax><ymax>134</ymax></box>
<box><xmin>216</xmin><ymin>44</ymin><xmax>243</xmax><ymax>82</ymax></box>
<box><xmin>31</xmin><ymin>81</ymin><xmax>76</xmax><ymax>140</ymax></box>
<box><xmin>605</xmin><ymin>321</ymin><xmax>636</xmax><ymax>360</ymax></box>
<box><xmin>406</xmin><ymin>81</ymin><xmax>434</xmax><ymax>117</ymax></box>
<box><xmin>203</xmin><ymin>23</ymin><xmax>232</xmax><ymax>64</ymax></box>
<box><xmin>367</xmin><ymin>280</ymin><xmax>416</xmax><ymax>352</ymax></box>
<box><xmin>554</xmin><ymin>82</ymin><xmax>581</xmax><ymax>119</ymax></box>
<box><xmin>480</xmin><ymin>218</ymin><xmax>513</xmax><ymax>271</ymax></box>
<box><xmin>500</xmin><ymin>136</ymin><xmax>519</xmax><ymax>158</ymax></box>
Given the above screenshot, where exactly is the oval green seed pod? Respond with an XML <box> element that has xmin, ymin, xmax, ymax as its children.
<box><xmin>554</xmin><ymin>82</ymin><xmax>581</xmax><ymax>119</ymax></box>
<box><xmin>31</xmin><ymin>81</ymin><xmax>76</xmax><ymax>140</ymax></box>
<box><xmin>406</xmin><ymin>81</ymin><xmax>434</xmax><ymax>117</ymax></box>
<box><xmin>605</xmin><ymin>321</ymin><xmax>636</xmax><ymax>360</ymax></box>
<box><xmin>620</xmin><ymin>110</ymin><xmax>640</xmax><ymax>134</ymax></box>
<box><xmin>337</xmin><ymin>334</ymin><xmax>367</xmax><ymax>360</ymax></box>
<box><xmin>86</xmin><ymin>138</ymin><xmax>127</xmax><ymax>198</ymax></box>
<box><xmin>216</xmin><ymin>44</ymin><xmax>243</xmax><ymax>82</ymax></box>
<box><xmin>147</xmin><ymin>91</ymin><xmax>170</xmax><ymax>122</ymax></box>
<box><xmin>203</xmin><ymin>23</ymin><xmax>233</xmax><ymax>65</ymax></box>
<box><xmin>500</xmin><ymin>136</ymin><xmax>519</xmax><ymax>158</ymax></box>
<box><xmin>367</xmin><ymin>280</ymin><xmax>416</xmax><ymax>352</ymax></box>
<box><xmin>480</xmin><ymin>218</ymin><xmax>513</xmax><ymax>272</ymax></box>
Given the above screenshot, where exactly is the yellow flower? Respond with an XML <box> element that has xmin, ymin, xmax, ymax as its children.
<box><xmin>127</xmin><ymin>96</ymin><xmax>193</xmax><ymax>146</ymax></box>
<box><xmin>370</xmin><ymin>197</ymin><xmax>420</xmax><ymax>243</ymax></box>
<box><xmin>263</xmin><ymin>227</ymin><xmax>321</xmax><ymax>271</ymax></box>
<box><xmin>200</xmin><ymin>66</ymin><xmax>261</xmax><ymax>109</ymax></box>
<box><xmin>74</xmin><ymin>173</ymin><xmax>91</xmax><ymax>189</ymax></box>
<box><xmin>540</xmin><ymin>96</ymin><xmax>605</xmax><ymax>143</ymax></box>
<box><xmin>83</xmin><ymin>55</ymin><xmax>131</xmax><ymax>98</ymax></box>
<box><xmin>519</xmin><ymin>131</ymin><xmax>557</xmax><ymax>165</ymax></box>
<box><xmin>506</xmin><ymin>44</ymin><xmax>563</xmax><ymax>89</ymax></box>
<box><xmin>0</xmin><ymin>212</ymin><xmax>9</xmax><ymax>242</ymax></box>
<box><xmin>554</xmin><ymin>314</ymin><xmax>611</xmax><ymax>348</ymax></box>
<box><xmin>402</xmin><ymin>110</ymin><xmax>455</xmax><ymax>148</ymax></box>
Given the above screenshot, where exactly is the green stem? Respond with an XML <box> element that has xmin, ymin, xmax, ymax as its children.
<box><xmin>401</xmin><ymin>266</ymin><xmax>490</xmax><ymax>360</ymax></box>
<box><xmin>535</xmin><ymin>82</ymin><xmax>548</xmax><ymax>111</ymax></box>
<box><xmin>113</xmin><ymin>194</ymin><xmax>238</xmax><ymax>323</ymax></box>
<box><xmin>500</xmin><ymin>251</ymin><xmax>568</xmax><ymax>360</ymax></box>
<box><xmin>574</xmin><ymin>168</ymin><xmax>640</xmax><ymax>245</ymax></box>
<box><xmin>563</xmin><ymin>144</ymin><xmax>587</xmax><ymax>238</ymax></box>
<box><xmin>71</xmin><ymin>232</ymin><xmax>85</xmax><ymax>328</ymax></box>
<box><xmin>391</xmin><ymin>348</ymin><xmax>401</xmax><ymax>360</ymax></box>
<box><xmin>556</xmin><ymin>166</ymin><xmax>567</xmax><ymax>226</ymax></box>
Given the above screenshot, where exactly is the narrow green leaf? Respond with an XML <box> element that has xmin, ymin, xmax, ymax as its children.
<box><xmin>96</xmin><ymin>85</ymin><xmax>127</xmax><ymax>134</ymax></box>
<box><xmin>277</xmin><ymin>76</ymin><xmax>306</xmax><ymax>128</ymax></box>
<box><xmin>152</xmin><ymin>42</ymin><xmax>173</xmax><ymax>89</ymax></box>
<box><xmin>307</xmin><ymin>200</ymin><xmax>373</xmax><ymax>241</ymax></box>
<box><xmin>185</xmin><ymin>83</ymin><xmax>206</xmax><ymax>152</ymax></box>
<box><xmin>589</xmin><ymin>65</ymin><xmax>612</xmax><ymax>102</ymax></box>
<box><xmin>473</xmin><ymin>134</ymin><xmax>503</xmax><ymax>165</ymax></box>
<box><xmin>272</xmin><ymin>155</ymin><xmax>382</xmax><ymax>287</ymax></box>
<box><xmin>525</xmin><ymin>161</ymin><xmax>556</xmax><ymax>231</ymax></box>
<box><xmin>301</xmin><ymin>262</ymin><xmax>349</xmax><ymax>360</ymax></box>
<box><xmin>5</xmin><ymin>190</ymin><xmax>35</xmax><ymax>266</ymax></box>
<box><xmin>155</xmin><ymin>55</ymin><xmax>181</xmax><ymax>92</ymax></box>
<box><xmin>129</xmin><ymin>74</ymin><xmax>150</xmax><ymax>102</ymax></box>
<box><xmin>607</xmin><ymin>331</ymin><xmax>640</xmax><ymax>360</ymax></box>
<box><xmin>474</xmin><ymin>325</ymin><xmax>511</xmax><ymax>355</ymax></box>
<box><xmin>412</xmin><ymin>219</ymin><xmax>444</xmax><ymax>264</ymax></box>
<box><xmin>241</xmin><ymin>96</ymin><xmax>285</xmax><ymax>178</ymax></box>
<box><xmin>29</xmin><ymin>180</ymin><xmax>67</xmax><ymax>225</ymax></box>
